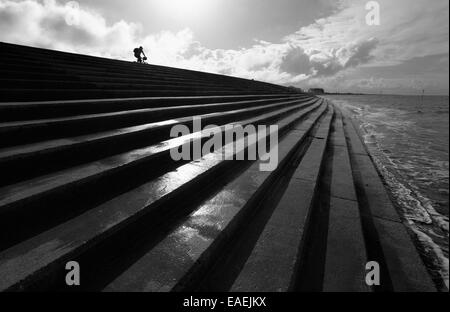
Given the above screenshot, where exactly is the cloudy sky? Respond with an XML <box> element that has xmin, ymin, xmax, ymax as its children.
<box><xmin>0</xmin><ymin>0</ymin><xmax>448</xmax><ymax>94</ymax></box>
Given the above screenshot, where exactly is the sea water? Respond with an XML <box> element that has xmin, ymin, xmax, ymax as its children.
<box><xmin>325</xmin><ymin>94</ymin><xmax>449</xmax><ymax>290</ymax></box>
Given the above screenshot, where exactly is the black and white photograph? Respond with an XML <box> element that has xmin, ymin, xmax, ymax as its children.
<box><xmin>0</xmin><ymin>0</ymin><xmax>448</xmax><ymax>300</ymax></box>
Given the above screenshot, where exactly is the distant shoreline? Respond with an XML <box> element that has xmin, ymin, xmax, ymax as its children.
<box><xmin>322</xmin><ymin>92</ymin><xmax>449</xmax><ymax>97</ymax></box>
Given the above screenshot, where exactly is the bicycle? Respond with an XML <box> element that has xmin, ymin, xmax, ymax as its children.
<box><xmin>135</xmin><ymin>56</ymin><xmax>148</xmax><ymax>64</ymax></box>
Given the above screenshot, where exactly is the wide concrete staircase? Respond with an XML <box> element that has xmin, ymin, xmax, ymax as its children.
<box><xmin>0</xmin><ymin>42</ymin><xmax>292</xmax><ymax>101</ymax></box>
<box><xmin>0</xmin><ymin>42</ymin><xmax>436</xmax><ymax>292</ymax></box>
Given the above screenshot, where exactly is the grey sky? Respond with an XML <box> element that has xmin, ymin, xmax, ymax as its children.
<box><xmin>0</xmin><ymin>0</ymin><xmax>448</xmax><ymax>94</ymax></box>
<box><xmin>78</xmin><ymin>0</ymin><xmax>335</xmax><ymax>49</ymax></box>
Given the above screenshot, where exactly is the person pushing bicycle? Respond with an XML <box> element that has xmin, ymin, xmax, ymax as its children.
<box><xmin>133</xmin><ymin>46</ymin><xmax>147</xmax><ymax>63</ymax></box>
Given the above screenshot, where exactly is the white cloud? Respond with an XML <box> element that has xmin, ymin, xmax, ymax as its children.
<box><xmin>0</xmin><ymin>0</ymin><xmax>448</xmax><ymax>93</ymax></box>
<box><xmin>287</xmin><ymin>0</ymin><xmax>449</xmax><ymax>66</ymax></box>
<box><xmin>0</xmin><ymin>0</ymin><xmax>141</xmax><ymax>58</ymax></box>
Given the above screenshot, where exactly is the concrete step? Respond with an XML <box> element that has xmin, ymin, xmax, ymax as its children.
<box><xmin>0</xmin><ymin>79</ymin><xmax>97</xmax><ymax>90</ymax></box>
<box><xmin>0</xmin><ymin>88</ymin><xmax>281</xmax><ymax>102</ymax></box>
<box><xmin>0</xmin><ymin>100</ymin><xmax>324</xmax><ymax>291</ymax></box>
<box><xmin>0</xmin><ymin>70</ymin><xmax>82</xmax><ymax>81</ymax></box>
<box><xmin>72</xmin><ymin>68</ymin><xmax>284</xmax><ymax>92</ymax></box>
<box><xmin>341</xmin><ymin>112</ymin><xmax>436</xmax><ymax>292</ymax></box>
<box><xmin>0</xmin><ymin>54</ymin><xmax>284</xmax><ymax>93</ymax></box>
<box><xmin>0</xmin><ymin>60</ymin><xmax>289</xmax><ymax>99</ymax></box>
<box><xmin>91</xmin><ymin>82</ymin><xmax>245</xmax><ymax>92</ymax></box>
<box><xmin>0</xmin><ymin>94</ymin><xmax>303</xmax><ymax>121</ymax></box>
<box><xmin>0</xmin><ymin>57</ymin><xmax>193</xmax><ymax>79</ymax></box>
<box><xmin>0</xmin><ymin>61</ymin><xmax>273</xmax><ymax>94</ymax></box>
<box><xmin>0</xmin><ymin>99</ymin><xmax>325</xmax><ymax>291</ymax></box>
<box><xmin>208</xmin><ymin>105</ymin><xmax>429</xmax><ymax>293</ymax></box>
<box><xmin>74</xmin><ymin>73</ymin><xmax>266</xmax><ymax>87</ymax></box>
<box><xmin>0</xmin><ymin>96</ymin><xmax>310</xmax><ymax>148</ymax></box>
<box><xmin>0</xmin><ymin>99</ymin><xmax>322</xmax><ymax>251</ymax></box>
<box><xmin>0</xmin><ymin>62</ymin><xmax>69</xmax><ymax>76</ymax></box>
<box><xmin>102</xmin><ymin>102</ymin><xmax>327</xmax><ymax>292</ymax></box>
<box><xmin>292</xmin><ymin>107</ymin><xmax>435</xmax><ymax>292</ymax></box>
<box><xmin>0</xmin><ymin>97</ymin><xmax>316</xmax><ymax>184</ymax></box>
<box><xmin>321</xmin><ymin>109</ymin><xmax>369</xmax><ymax>292</ymax></box>
<box><xmin>1</xmin><ymin>53</ymin><xmax>284</xmax><ymax>89</ymax></box>
<box><xmin>1</xmin><ymin>42</ymin><xmax>291</xmax><ymax>94</ymax></box>
<box><xmin>0</xmin><ymin>64</ymin><xmax>197</xmax><ymax>88</ymax></box>
<box><xmin>0</xmin><ymin>53</ymin><xmax>202</xmax><ymax>79</ymax></box>
<box><xmin>228</xmin><ymin>105</ymin><xmax>334</xmax><ymax>292</ymax></box>
<box><xmin>56</xmin><ymin>64</ymin><xmax>221</xmax><ymax>84</ymax></box>
<box><xmin>77</xmin><ymin>75</ymin><xmax>253</xmax><ymax>89</ymax></box>
<box><xmin>0</xmin><ymin>78</ymin><xmax>252</xmax><ymax>93</ymax></box>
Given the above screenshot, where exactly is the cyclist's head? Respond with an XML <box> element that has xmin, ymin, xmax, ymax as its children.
<box><xmin>139</xmin><ymin>46</ymin><xmax>143</xmax><ymax>50</ymax></box>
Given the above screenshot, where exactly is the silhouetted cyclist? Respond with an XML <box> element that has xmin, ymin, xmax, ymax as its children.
<box><xmin>133</xmin><ymin>46</ymin><xmax>147</xmax><ymax>63</ymax></box>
